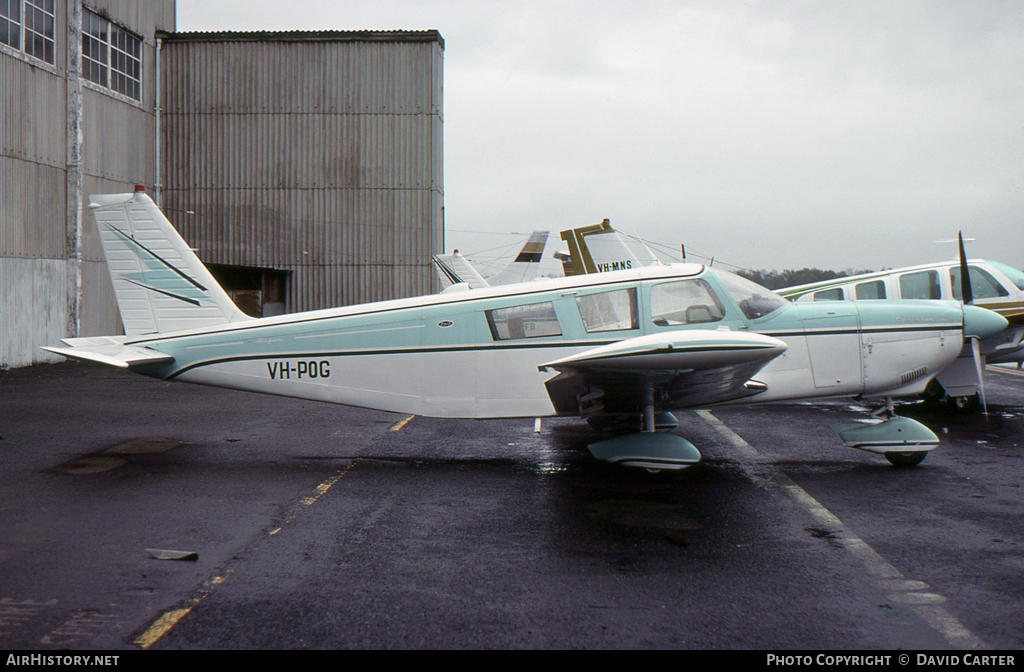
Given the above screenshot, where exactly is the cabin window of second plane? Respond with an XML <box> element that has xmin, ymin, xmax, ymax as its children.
<box><xmin>949</xmin><ymin>267</ymin><xmax>1010</xmax><ymax>301</ymax></box>
<box><xmin>575</xmin><ymin>288</ymin><xmax>638</xmax><ymax>333</ymax></box>
<box><xmin>486</xmin><ymin>302</ymin><xmax>562</xmax><ymax>340</ymax></box>
<box><xmin>813</xmin><ymin>288</ymin><xmax>844</xmax><ymax>301</ymax></box>
<box><xmin>855</xmin><ymin>281</ymin><xmax>886</xmax><ymax>300</ymax></box>
<box><xmin>898</xmin><ymin>270</ymin><xmax>941</xmax><ymax>300</ymax></box>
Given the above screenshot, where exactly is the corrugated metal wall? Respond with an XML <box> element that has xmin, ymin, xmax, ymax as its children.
<box><xmin>3</xmin><ymin>16</ymin><xmax>441</xmax><ymax>367</ymax></box>
<box><xmin>1</xmin><ymin>0</ymin><xmax>175</xmax><ymax>367</ymax></box>
<box><xmin>0</xmin><ymin>24</ymin><xmax>67</xmax><ymax>261</ymax></box>
<box><xmin>159</xmin><ymin>32</ymin><xmax>444</xmax><ymax>312</ymax></box>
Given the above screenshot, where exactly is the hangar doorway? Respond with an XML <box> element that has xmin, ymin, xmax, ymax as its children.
<box><xmin>207</xmin><ymin>265</ymin><xmax>289</xmax><ymax>318</ymax></box>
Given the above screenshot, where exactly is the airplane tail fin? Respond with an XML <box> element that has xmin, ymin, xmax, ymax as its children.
<box><xmin>433</xmin><ymin>251</ymin><xmax>491</xmax><ymax>290</ymax></box>
<box><xmin>433</xmin><ymin>230</ymin><xmax>550</xmax><ymax>290</ymax></box>
<box><xmin>90</xmin><ymin>187</ymin><xmax>251</xmax><ymax>336</ymax></box>
<box><xmin>486</xmin><ymin>230</ymin><xmax>549</xmax><ymax>286</ymax></box>
<box><xmin>559</xmin><ymin>219</ymin><xmax>648</xmax><ymax>276</ymax></box>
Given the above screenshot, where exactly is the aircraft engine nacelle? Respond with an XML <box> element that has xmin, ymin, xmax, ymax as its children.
<box><xmin>857</xmin><ymin>301</ymin><xmax>971</xmax><ymax>398</ymax></box>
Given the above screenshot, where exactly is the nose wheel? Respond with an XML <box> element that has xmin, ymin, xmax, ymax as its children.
<box><xmin>884</xmin><ymin>451</ymin><xmax>928</xmax><ymax>468</ymax></box>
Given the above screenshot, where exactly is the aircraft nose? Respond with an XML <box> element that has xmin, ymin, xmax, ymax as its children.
<box><xmin>962</xmin><ymin>304</ymin><xmax>1009</xmax><ymax>341</ymax></box>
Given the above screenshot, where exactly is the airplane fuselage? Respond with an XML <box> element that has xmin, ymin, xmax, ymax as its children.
<box><xmin>782</xmin><ymin>259</ymin><xmax>1024</xmax><ymax>365</ymax></box>
<box><xmin>122</xmin><ymin>264</ymin><xmax>971</xmax><ymax>419</ymax></box>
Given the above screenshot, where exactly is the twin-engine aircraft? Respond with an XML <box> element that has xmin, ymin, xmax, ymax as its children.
<box><xmin>779</xmin><ymin>247</ymin><xmax>1024</xmax><ymax>412</ymax></box>
<box><xmin>44</xmin><ymin>189</ymin><xmax>1008</xmax><ymax>471</ymax></box>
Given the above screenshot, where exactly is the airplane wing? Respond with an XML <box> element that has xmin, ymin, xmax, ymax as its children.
<box><xmin>41</xmin><ymin>336</ymin><xmax>173</xmax><ymax>369</ymax></box>
<box><xmin>539</xmin><ymin>330</ymin><xmax>787</xmax><ymax>417</ymax></box>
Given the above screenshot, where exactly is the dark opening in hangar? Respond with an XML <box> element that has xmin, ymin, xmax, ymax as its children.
<box><xmin>208</xmin><ymin>264</ymin><xmax>289</xmax><ymax>318</ymax></box>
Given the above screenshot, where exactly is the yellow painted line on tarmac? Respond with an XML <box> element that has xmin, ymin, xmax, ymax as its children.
<box><xmin>134</xmin><ymin>459</ymin><xmax>362</xmax><ymax>648</ymax></box>
<box><xmin>134</xmin><ymin>608</ymin><xmax>192</xmax><ymax>649</ymax></box>
<box><xmin>301</xmin><ymin>461</ymin><xmax>358</xmax><ymax>506</ymax></box>
<box><xmin>389</xmin><ymin>414</ymin><xmax>416</xmax><ymax>432</ymax></box>
<box><xmin>133</xmin><ymin>570</ymin><xmax>232</xmax><ymax>649</ymax></box>
<box><xmin>695</xmin><ymin>409</ymin><xmax>988</xmax><ymax>651</ymax></box>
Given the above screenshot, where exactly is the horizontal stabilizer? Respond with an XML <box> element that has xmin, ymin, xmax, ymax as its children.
<box><xmin>42</xmin><ymin>336</ymin><xmax>173</xmax><ymax>369</ymax></box>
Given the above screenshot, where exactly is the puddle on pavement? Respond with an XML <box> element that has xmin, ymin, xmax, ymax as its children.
<box><xmin>586</xmin><ymin>499</ymin><xmax>704</xmax><ymax>531</ymax></box>
<box><xmin>105</xmin><ymin>438</ymin><xmax>183</xmax><ymax>454</ymax></box>
<box><xmin>49</xmin><ymin>438</ymin><xmax>184</xmax><ymax>474</ymax></box>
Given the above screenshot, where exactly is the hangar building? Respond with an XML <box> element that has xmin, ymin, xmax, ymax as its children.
<box><xmin>1</xmin><ymin>0</ymin><xmax>445</xmax><ymax>368</ymax></box>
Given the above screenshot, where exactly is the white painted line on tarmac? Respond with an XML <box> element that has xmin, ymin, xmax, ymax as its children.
<box><xmin>988</xmin><ymin>364</ymin><xmax>1024</xmax><ymax>378</ymax></box>
<box><xmin>695</xmin><ymin>409</ymin><xmax>988</xmax><ymax>650</ymax></box>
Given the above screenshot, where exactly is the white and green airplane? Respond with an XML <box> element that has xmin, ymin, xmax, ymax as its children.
<box><xmin>44</xmin><ymin>189</ymin><xmax>1008</xmax><ymax>470</ymax></box>
<box><xmin>778</xmin><ymin>240</ymin><xmax>1024</xmax><ymax>412</ymax></box>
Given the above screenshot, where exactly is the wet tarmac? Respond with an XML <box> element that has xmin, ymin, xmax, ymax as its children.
<box><xmin>1</xmin><ymin>362</ymin><xmax>1022</xmax><ymax>650</ymax></box>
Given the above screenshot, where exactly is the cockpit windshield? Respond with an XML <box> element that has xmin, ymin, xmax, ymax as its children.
<box><xmin>988</xmin><ymin>261</ymin><xmax>1024</xmax><ymax>292</ymax></box>
<box><xmin>713</xmin><ymin>270</ymin><xmax>789</xmax><ymax>320</ymax></box>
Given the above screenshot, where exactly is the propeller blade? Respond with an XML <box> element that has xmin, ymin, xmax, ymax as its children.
<box><xmin>958</xmin><ymin>231</ymin><xmax>974</xmax><ymax>305</ymax></box>
<box><xmin>971</xmin><ymin>337</ymin><xmax>988</xmax><ymax>419</ymax></box>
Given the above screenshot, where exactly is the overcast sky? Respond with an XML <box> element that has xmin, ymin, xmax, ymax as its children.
<box><xmin>177</xmin><ymin>1</ymin><xmax>1024</xmax><ymax>275</ymax></box>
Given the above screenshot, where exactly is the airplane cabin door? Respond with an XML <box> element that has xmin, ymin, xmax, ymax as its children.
<box><xmin>800</xmin><ymin>303</ymin><xmax>864</xmax><ymax>390</ymax></box>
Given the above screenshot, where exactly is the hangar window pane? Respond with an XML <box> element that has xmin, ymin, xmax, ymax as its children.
<box><xmin>898</xmin><ymin>270</ymin><xmax>941</xmax><ymax>300</ymax></box>
<box><xmin>109</xmin><ymin>22</ymin><xmax>141</xmax><ymax>99</ymax></box>
<box><xmin>23</xmin><ymin>0</ymin><xmax>53</xmax><ymax>63</ymax></box>
<box><xmin>855</xmin><ymin>281</ymin><xmax>886</xmax><ymax>300</ymax></box>
<box><xmin>486</xmin><ymin>302</ymin><xmax>562</xmax><ymax>341</ymax></box>
<box><xmin>650</xmin><ymin>279</ymin><xmax>725</xmax><ymax>326</ymax></box>
<box><xmin>82</xmin><ymin>9</ymin><xmax>108</xmax><ymax>86</ymax></box>
<box><xmin>576</xmin><ymin>288</ymin><xmax>638</xmax><ymax>333</ymax></box>
<box><xmin>82</xmin><ymin>8</ymin><xmax>142</xmax><ymax>101</ymax></box>
<box><xmin>950</xmin><ymin>267</ymin><xmax>1010</xmax><ymax>301</ymax></box>
<box><xmin>1</xmin><ymin>0</ymin><xmax>22</xmax><ymax>50</ymax></box>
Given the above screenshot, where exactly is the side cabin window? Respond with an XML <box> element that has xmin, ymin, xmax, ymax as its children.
<box><xmin>650</xmin><ymin>279</ymin><xmax>725</xmax><ymax>326</ymax></box>
<box><xmin>949</xmin><ymin>267</ymin><xmax>1010</xmax><ymax>301</ymax></box>
<box><xmin>576</xmin><ymin>288</ymin><xmax>638</xmax><ymax>333</ymax></box>
<box><xmin>898</xmin><ymin>270</ymin><xmax>941</xmax><ymax>300</ymax></box>
<box><xmin>813</xmin><ymin>288</ymin><xmax>844</xmax><ymax>301</ymax></box>
<box><xmin>855</xmin><ymin>280</ymin><xmax>886</xmax><ymax>300</ymax></box>
<box><xmin>486</xmin><ymin>302</ymin><xmax>562</xmax><ymax>340</ymax></box>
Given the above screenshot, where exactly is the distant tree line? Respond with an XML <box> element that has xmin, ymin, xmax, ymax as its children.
<box><xmin>736</xmin><ymin>268</ymin><xmax>875</xmax><ymax>290</ymax></box>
